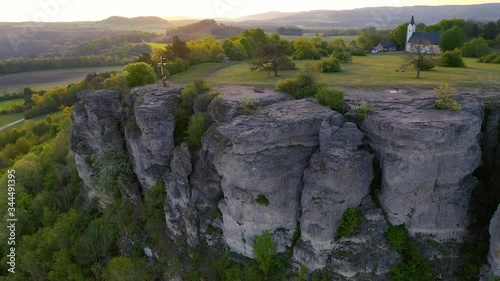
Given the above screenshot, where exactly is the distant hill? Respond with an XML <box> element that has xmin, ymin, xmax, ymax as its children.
<box><xmin>166</xmin><ymin>19</ymin><xmax>243</xmax><ymax>40</ymax></box>
<box><xmin>226</xmin><ymin>3</ymin><xmax>500</xmax><ymax>29</ymax></box>
<box><xmin>100</xmin><ymin>16</ymin><xmax>168</xmax><ymax>25</ymax></box>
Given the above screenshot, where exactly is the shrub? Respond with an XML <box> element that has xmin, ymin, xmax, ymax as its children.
<box><xmin>440</xmin><ymin>49</ymin><xmax>465</xmax><ymax>67</ymax></box>
<box><xmin>317</xmin><ymin>57</ymin><xmax>341</xmax><ymax>73</ymax></box>
<box><xmin>414</xmin><ymin>58</ymin><xmax>437</xmax><ymax>71</ymax></box>
<box><xmin>185</xmin><ymin>113</ymin><xmax>208</xmax><ymax>151</ymax></box>
<box><xmin>434</xmin><ymin>83</ymin><xmax>461</xmax><ymax>111</ymax></box>
<box><xmin>349</xmin><ymin>48</ymin><xmax>367</xmax><ymax>56</ymax></box>
<box><xmin>124</xmin><ymin>62</ymin><xmax>156</xmax><ymax>88</ymax></box>
<box><xmin>335</xmin><ymin>207</ymin><xmax>361</xmax><ymax>240</ymax></box>
<box><xmin>387</xmin><ymin>224</ymin><xmax>410</xmax><ymax>252</ymax></box>
<box><xmin>478</xmin><ymin>53</ymin><xmax>499</xmax><ymax>63</ymax></box>
<box><xmin>461</xmin><ymin>37</ymin><xmax>491</xmax><ymax>58</ymax></box>
<box><xmin>93</xmin><ymin>145</ymin><xmax>134</xmax><ymax>196</ymax></box>
<box><xmin>240</xmin><ymin>97</ymin><xmax>259</xmax><ymax>114</ymax></box>
<box><xmin>256</xmin><ymin>194</ymin><xmax>269</xmax><ymax>206</ymax></box>
<box><xmin>332</xmin><ymin>48</ymin><xmax>352</xmax><ymax>63</ymax></box>
<box><xmin>349</xmin><ymin>100</ymin><xmax>373</xmax><ymax>119</ymax></box>
<box><xmin>275</xmin><ymin>64</ymin><xmax>326</xmax><ymax>99</ymax></box>
<box><xmin>386</xmin><ymin>224</ymin><xmax>433</xmax><ymax>281</ymax></box>
<box><xmin>164</xmin><ymin>58</ymin><xmax>189</xmax><ymax>75</ymax></box>
<box><xmin>315</xmin><ymin>87</ymin><xmax>344</xmax><ymax>112</ymax></box>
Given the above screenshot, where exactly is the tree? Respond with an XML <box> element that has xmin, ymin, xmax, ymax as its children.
<box><xmin>390</xmin><ymin>23</ymin><xmax>409</xmax><ymax>50</ymax></box>
<box><xmin>293</xmin><ymin>38</ymin><xmax>321</xmax><ymax>60</ymax></box>
<box><xmin>356</xmin><ymin>31</ymin><xmax>374</xmax><ymax>51</ymax></box>
<box><xmin>440</xmin><ymin>49</ymin><xmax>465</xmax><ymax>67</ymax></box>
<box><xmin>253</xmin><ymin>231</ymin><xmax>276</xmax><ymax>276</ymax></box>
<box><xmin>251</xmin><ymin>43</ymin><xmax>295</xmax><ymax>76</ymax></box>
<box><xmin>169</xmin><ymin>35</ymin><xmax>191</xmax><ymax>60</ymax></box>
<box><xmin>439</xmin><ymin>26</ymin><xmax>466</xmax><ymax>52</ymax></box>
<box><xmin>124</xmin><ymin>62</ymin><xmax>156</xmax><ymax>88</ymax></box>
<box><xmin>102</xmin><ymin>256</ymin><xmax>150</xmax><ymax>281</ymax></box>
<box><xmin>461</xmin><ymin>37</ymin><xmax>491</xmax><ymax>58</ymax></box>
<box><xmin>402</xmin><ymin>39</ymin><xmax>438</xmax><ymax>78</ymax></box>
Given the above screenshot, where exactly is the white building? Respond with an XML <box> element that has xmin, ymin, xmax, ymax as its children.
<box><xmin>405</xmin><ymin>16</ymin><xmax>441</xmax><ymax>53</ymax></box>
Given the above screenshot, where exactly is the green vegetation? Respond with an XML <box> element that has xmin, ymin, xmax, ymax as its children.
<box><xmin>124</xmin><ymin>62</ymin><xmax>157</xmax><ymax>87</ymax></box>
<box><xmin>315</xmin><ymin>87</ymin><xmax>344</xmax><ymax>112</ymax></box>
<box><xmin>335</xmin><ymin>207</ymin><xmax>361</xmax><ymax>240</ymax></box>
<box><xmin>185</xmin><ymin>113</ymin><xmax>208</xmax><ymax>151</ymax></box>
<box><xmin>440</xmin><ymin>26</ymin><xmax>467</xmax><ymax>52</ymax></box>
<box><xmin>275</xmin><ymin>64</ymin><xmax>326</xmax><ymax>99</ymax></box>
<box><xmin>93</xmin><ymin>145</ymin><xmax>135</xmax><ymax>196</ymax></box>
<box><xmin>0</xmin><ymin>113</ymin><xmax>24</xmax><ymax>128</ymax></box>
<box><xmin>434</xmin><ymin>83</ymin><xmax>462</xmax><ymax>111</ymax></box>
<box><xmin>317</xmin><ymin>57</ymin><xmax>341</xmax><ymax>73</ymax></box>
<box><xmin>349</xmin><ymin>100</ymin><xmax>374</xmax><ymax>119</ymax></box>
<box><xmin>440</xmin><ymin>49</ymin><xmax>466</xmax><ymax>68</ymax></box>
<box><xmin>253</xmin><ymin>231</ymin><xmax>277</xmax><ymax>276</ymax></box>
<box><xmin>240</xmin><ymin>98</ymin><xmax>259</xmax><ymax>114</ymax></box>
<box><xmin>479</xmin><ymin>53</ymin><xmax>500</xmax><ymax>64</ymax></box>
<box><xmin>386</xmin><ymin>224</ymin><xmax>433</xmax><ymax>281</ymax></box>
<box><xmin>0</xmin><ymin>99</ymin><xmax>23</xmax><ymax>112</ymax></box>
<box><xmin>169</xmin><ymin>54</ymin><xmax>500</xmax><ymax>89</ymax></box>
<box><xmin>256</xmin><ymin>194</ymin><xmax>270</xmax><ymax>206</ymax></box>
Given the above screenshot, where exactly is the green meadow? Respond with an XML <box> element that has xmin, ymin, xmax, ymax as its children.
<box><xmin>169</xmin><ymin>53</ymin><xmax>500</xmax><ymax>89</ymax></box>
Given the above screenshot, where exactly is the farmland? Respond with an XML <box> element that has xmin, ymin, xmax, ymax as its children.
<box><xmin>0</xmin><ymin>65</ymin><xmax>125</xmax><ymax>94</ymax></box>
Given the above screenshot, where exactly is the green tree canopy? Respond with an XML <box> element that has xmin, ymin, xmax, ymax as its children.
<box><xmin>251</xmin><ymin>43</ymin><xmax>296</xmax><ymax>76</ymax></box>
<box><xmin>461</xmin><ymin>37</ymin><xmax>491</xmax><ymax>58</ymax></box>
<box><xmin>253</xmin><ymin>230</ymin><xmax>276</xmax><ymax>276</ymax></box>
<box><xmin>293</xmin><ymin>38</ymin><xmax>321</xmax><ymax>60</ymax></box>
<box><xmin>439</xmin><ymin>26</ymin><xmax>466</xmax><ymax>52</ymax></box>
<box><xmin>390</xmin><ymin>23</ymin><xmax>409</xmax><ymax>50</ymax></box>
<box><xmin>356</xmin><ymin>31</ymin><xmax>374</xmax><ymax>51</ymax></box>
<box><xmin>124</xmin><ymin>62</ymin><xmax>156</xmax><ymax>88</ymax></box>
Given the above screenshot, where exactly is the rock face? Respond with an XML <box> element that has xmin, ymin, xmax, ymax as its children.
<box><xmin>71</xmin><ymin>86</ymin><xmax>182</xmax><ymax>198</ymax></box>
<box><xmin>124</xmin><ymin>85</ymin><xmax>181</xmax><ymax>190</ymax></box>
<box><xmin>214</xmin><ymin>99</ymin><xmax>336</xmax><ymax>256</ymax></box>
<box><xmin>489</xmin><ymin>205</ymin><xmax>500</xmax><ymax>276</ymax></box>
<box><xmin>361</xmin><ymin>99</ymin><xmax>482</xmax><ymax>240</ymax></box>
<box><xmin>294</xmin><ymin>121</ymin><xmax>374</xmax><ymax>269</ymax></box>
<box><xmin>71</xmin><ymin>90</ymin><xmax>123</xmax><ymax>198</ymax></box>
<box><xmin>71</xmin><ymin>84</ymin><xmax>499</xmax><ymax>278</ymax></box>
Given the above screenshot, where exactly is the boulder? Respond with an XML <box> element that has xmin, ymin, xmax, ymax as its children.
<box><xmin>489</xmin><ymin>205</ymin><xmax>500</xmax><ymax>276</ymax></box>
<box><xmin>361</xmin><ymin>99</ymin><xmax>482</xmax><ymax>240</ymax></box>
<box><xmin>214</xmin><ymin>99</ymin><xmax>335</xmax><ymax>256</ymax></box>
<box><xmin>124</xmin><ymin>85</ymin><xmax>181</xmax><ymax>190</ymax></box>
<box><xmin>294</xmin><ymin>121</ymin><xmax>374</xmax><ymax>269</ymax></box>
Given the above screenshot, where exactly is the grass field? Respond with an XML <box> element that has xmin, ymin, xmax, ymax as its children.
<box><xmin>0</xmin><ymin>99</ymin><xmax>24</xmax><ymax>111</ymax></box>
<box><xmin>169</xmin><ymin>53</ymin><xmax>500</xmax><ymax>89</ymax></box>
<box><xmin>147</xmin><ymin>42</ymin><xmax>168</xmax><ymax>50</ymax></box>
<box><xmin>0</xmin><ymin>113</ymin><xmax>24</xmax><ymax>128</ymax></box>
<box><xmin>0</xmin><ymin>65</ymin><xmax>125</xmax><ymax>94</ymax></box>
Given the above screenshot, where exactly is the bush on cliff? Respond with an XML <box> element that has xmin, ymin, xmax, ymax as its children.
<box><xmin>185</xmin><ymin>113</ymin><xmax>208</xmax><ymax>151</ymax></box>
<box><xmin>124</xmin><ymin>62</ymin><xmax>156</xmax><ymax>88</ymax></box>
<box><xmin>315</xmin><ymin>87</ymin><xmax>344</xmax><ymax>112</ymax></box>
<box><xmin>335</xmin><ymin>207</ymin><xmax>361</xmax><ymax>240</ymax></box>
<box><xmin>434</xmin><ymin>83</ymin><xmax>461</xmax><ymax>111</ymax></box>
<box><xmin>275</xmin><ymin>64</ymin><xmax>326</xmax><ymax>99</ymax></box>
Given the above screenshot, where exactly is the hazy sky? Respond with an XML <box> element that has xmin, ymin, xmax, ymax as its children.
<box><xmin>1</xmin><ymin>0</ymin><xmax>497</xmax><ymax>22</ymax></box>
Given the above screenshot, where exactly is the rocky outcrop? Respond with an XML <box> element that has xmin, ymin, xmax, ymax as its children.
<box><xmin>124</xmin><ymin>85</ymin><xmax>181</xmax><ymax>190</ymax></box>
<box><xmin>294</xmin><ymin>120</ymin><xmax>374</xmax><ymax>269</ymax></box>
<box><xmin>489</xmin><ymin>205</ymin><xmax>500</xmax><ymax>276</ymax></box>
<box><xmin>361</xmin><ymin>98</ymin><xmax>482</xmax><ymax>240</ymax></box>
<box><xmin>71</xmin><ymin>90</ymin><xmax>123</xmax><ymax>199</ymax></box>
<box><xmin>70</xmin><ymin>84</ymin><xmax>500</xmax><ymax>278</ymax></box>
<box><xmin>214</xmin><ymin>99</ymin><xmax>336</xmax><ymax>256</ymax></box>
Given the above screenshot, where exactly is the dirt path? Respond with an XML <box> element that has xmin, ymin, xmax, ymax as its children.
<box><xmin>0</xmin><ymin>118</ymin><xmax>25</xmax><ymax>131</ymax></box>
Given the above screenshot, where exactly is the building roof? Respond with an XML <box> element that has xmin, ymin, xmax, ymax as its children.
<box><xmin>410</xmin><ymin>15</ymin><xmax>415</xmax><ymax>25</ymax></box>
<box><xmin>378</xmin><ymin>41</ymin><xmax>397</xmax><ymax>48</ymax></box>
<box><xmin>408</xmin><ymin>32</ymin><xmax>441</xmax><ymax>45</ymax></box>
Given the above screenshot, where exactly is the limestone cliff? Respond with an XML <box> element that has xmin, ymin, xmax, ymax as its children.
<box><xmin>70</xmin><ymin>85</ymin><xmax>500</xmax><ymax>279</ymax></box>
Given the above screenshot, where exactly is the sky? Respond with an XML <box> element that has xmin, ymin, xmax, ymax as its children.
<box><xmin>1</xmin><ymin>0</ymin><xmax>498</xmax><ymax>22</ymax></box>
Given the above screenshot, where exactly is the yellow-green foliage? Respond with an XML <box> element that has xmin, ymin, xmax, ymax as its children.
<box><xmin>124</xmin><ymin>62</ymin><xmax>156</xmax><ymax>87</ymax></box>
<box><xmin>434</xmin><ymin>83</ymin><xmax>462</xmax><ymax>111</ymax></box>
<box><xmin>253</xmin><ymin>230</ymin><xmax>277</xmax><ymax>276</ymax></box>
<box><xmin>315</xmin><ymin>87</ymin><xmax>344</xmax><ymax>112</ymax></box>
<box><xmin>185</xmin><ymin>113</ymin><xmax>208</xmax><ymax>151</ymax></box>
